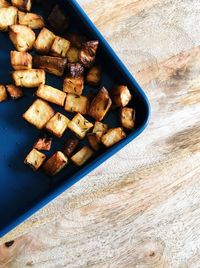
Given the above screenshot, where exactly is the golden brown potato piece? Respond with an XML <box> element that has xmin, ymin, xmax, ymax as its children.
<box><xmin>18</xmin><ymin>11</ymin><xmax>45</xmax><ymax>29</ymax></box>
<box><xmin>87</xmin><ymin>122</ymin><xmax>108</xmax><ymax>151</ymax></box>
<box><xmin>0</xmin><ymin>6</ymin><xmax>17</xmax><ymax>31</ymax></box>
<box><xmin>112</xmin><ymin>85</ymin><xmax>132</xmax><ymax>107</ymax></box>
<box><xmin>65</xmin><ymin>94</ymin><xmax>89</xmax><ymax>115</ymax></box>
<box><xmin>36</xmin><ymin>84</ymin><xmax>66</xmax><ymax>107</ymax></box>
<box><xmin>11</xmin><ymin>0</ymin><xmax>31</xmax><ymax>12</ymax></box>
<box><xmin>43</xmin><ymin>151</ymin><xmax>68</xmax><ymax>176</ymax></box>
<box><xmin>120</xmin><ymin>107</ymin><xmax>135</xmax><ymax>129</ymax></box>
<box><xmin>23</xmin><ymin>99</ymin><xmax>55</xmax><ymax>129</ymax></box>
<box><xmin>88</xmin><ymin>87</ymin><xmax>112</xmax><ymax>121</ymax></box>
<box><xmin>24</xmin><ymin>148</ymin><xmax>46</xmax><ymax>171</ymax></box>
<box><xmin>101</xmin><ymin>127</ymin><xmax>126</xmax><ymax>147</ymax></box>
<box><xmin>79</xmin><ymin>40</ymin><xmax>99</xmax><ymax>67</ymax></box>
<box><xmin>45</xmin><ymin>112</ymin><xmax>70</xmax><ymax>138</ymax></box>
<box><xmin>62</xmin><ymin>138</ymin><xmax>79</xmax><ymax>157</ymax></box>
<box><xmin>33</xmin><ymin>134</ymin><xmax>52</xmax><ymax>151</ymax></box>
<box><xmin>71</xmin><ymin>146</ymin><xmax>93</xmax><ymax>166</ymax></box>
<box><xmin>33</xmin><ymin>55</ymin><xmax>67</xmax><ymax>77</ymax></box>
<box><xmin>10</xmin><ymin>50</ymin><xmax>32</xmax><ymax>70</ymax></box>
<box><xmin>86</xmin><ymin>66</ymin><xmax>101</xmax><ymax>86</ymax></box>
<box><xmin>0</xmin><ymin>85</ymin><xmax>7</xmax><ymax>102</ymax></box>
<box><xmin>0</xmin><ymin>0</ymin><xmax>10</xmax><ymax>8</ymax></box>
<box><xmin>9</xmin><ymin>25</ymin><xmax>36</xmax><ymax>51</ymax></box>
<box><xmin>50</xmin><ymin>36</ymin><xmax>71</xmax><ymax>58</ymax></box>
<box><xmin>68</xmin><ymin>113</ymin><xmax>93</xmax><ymax>139</ymax></box>
<box><xmin>66</xmin><ymin>33</ymin><xmax>87</xmax><ymax>49</ymax></box>
<box><xmin>12</xmin><ymin>69</ymin><xmax>45</xmax><ymax>87</ymax></box>
<box><xmin>6</xmin><ymin>84</ymin><xmax>23</xmax><ymax>99</ymax></box>
<box><xmin>34</xmin><ymin>27</ymin><xmax>55</xmax><ymax>54</ymax></box>
<box><xmin>67</xmin><ymin>47</ymin><xmax>79</xmax><ymax>63</ymax></box>
<box><xmin>47</xmin><ymin>4</ymin><xmax>69</xmax><ymax>33</ymax></box>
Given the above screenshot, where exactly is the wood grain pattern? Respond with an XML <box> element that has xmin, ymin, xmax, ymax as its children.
<box><xmin>1</xmin><ymin>0</ymin><xmax>200</xmax><ymax>267</ymax></box>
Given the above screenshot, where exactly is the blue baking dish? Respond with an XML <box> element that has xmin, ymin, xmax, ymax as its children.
<box><xmin>0</xmin><ymin>0</ymin><xmax>150</xmax><ymax>237</ymax></box>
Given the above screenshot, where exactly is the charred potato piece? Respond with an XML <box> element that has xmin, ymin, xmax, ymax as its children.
<box><xmin>0</xmin><ymin>0</ymin><xmax>10</xmax><ymax>8</ymax></box>
<box><xmin>67</xmin><ymin>47</ymin><xmax>79</xmax><ymax>63</ymax></box>
<box><xmin>12</xmin><ymin>69</ymin><xmax>45</xmax><ymax>87</ymax></box>
<box><xmin>33</xmin><ymin>134</ymin><xmax>52</xmax><ymax>151</ymax></box>
<box><xmin>50</xmin><ymin>36</ymin><xmax>71</xmax><ymax>58</ymax></box>
<box><xmin>101</xmin><ymin>127</ymin><xmax>126</xmax><ymax>147</ymax></box>
<box><xmin>24</xmin><ymin>148</ymin><xmax>46</xmax><ymax>171</ymax></box>
<box><xmin>43</xmin><ymin>151</ymin><xmax>68</xmax><ymax>176</ymax></box>
<box><xmin>62</xmin><ymin>138</ymin><xmax>79</xmax><ymax>157</ymax></box>
<box><xmin>47</xmin><ymin>4</ymin><xmax>69</xmax><ymax>33</ymax></box>
<box><xmin>12</xmin><ymin>0</ymin><xmax>31</xmax><ymax>11</ymax></box>
<box><xmin>66</xmin><ymin>33</ymin><xmax>87</xmax><ymax>49</ymax></box>
<box><xmin>79</xmin><ymin>40</ymin><xmax>99</xmax><ymax>67</ymax></box>
<box><xmin>9</xmin><ymin>25</ymin><xmax>36</xmax><ymax>51</ymax></box>
<box><xmin>0</xmin><ymin>6</ymin><xmax>17</xmax><ymax>31</ymax></box>
<box><xmin>112</xmin><ymin>85</ymin><xmax>132</xmax><ymax>107</ymax></box>
<box><xmin>86</xmin><ymin>66</ymin><xmax>101</xmax><ymax>86</ymax></box>
<box><xmin>45</xmin><ymin>112</ymin><xmax>70</xmax><ymax>138</ymax></box>
<box><xmin>68</xmin><ymin>113</ymin><xmax>93</xmax><ymax>139</ymax></box>
<box><xmin>87</xmin><ymin>121</ymin><xmax>108</xmax><ymax>151</ymax></box>
<box><xmin>34</xmin><ymin>27</ymin><xmax>55</xmax><ymax>54</ymax></box>
<box><xmin>0</xmin><ymin>85</ymin><xmax>7</xmax><ymax>102</ymax></box>
<box><xmin>65</xmin><ymin>94</ymin><xmax>89</xmax><ymax>115</ymax></box>
<box><xmin>23</xmin><ymin>99</ymin><xmax>55</xmax><ymax>129</ymax></box>
<box><xmin>120</xmin><ymin>107</ymin><xmax>135</xmax><ymax>129</ymax></box>
<box><xmin>18</xmin><ymin>11</ymin><xmax>45</xmax><ymax>29</ymax></box>
<box><xmin>36</xmin><ymin>84</ymin><xmax>66</xmax><ymax>107</ymax></box>
<box><xmin>6</xmin><ymin>84</ymin><xmax>23</xmax><ymax>99</ymax></box>
<box><xmin>71</xmin><ymin>146</ymin><xmax>93</xmax><ymax>166</ymax></box>
<box><xmin>33</xmin><ymin>55</ymin><xmax>67</xmax><ymax>77</ymax></box>
<box><xmin>68</xmin><ymin>63</ymin><xmax>84</xmax><ymax>78</ymax></box>
<box><xmin>10</xmin><ymin>50</ymin><xmax>32</xmax><ymax>70</ymax></box>
<box><xmin>88</xmin><ymin>87</ymin><xmax>112</xmax><ymax>121</ymax></box>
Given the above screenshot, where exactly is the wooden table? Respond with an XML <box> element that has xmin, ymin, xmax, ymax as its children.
<box><xmin>1</xmin><ymin>0</ymin><xmax>200</xmax><ymax>266</ymax></box>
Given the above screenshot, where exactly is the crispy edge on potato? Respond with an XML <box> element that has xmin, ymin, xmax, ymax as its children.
<box><xmin>79</xmin><ymin>40</ymin><xmax>99</xmax><ymax>68</ymax></box>
<box><xmin>67</xmin><ymin>46</ymin><xmax>79</xmax><ymax>63</ymax></box>
<box><xmin>0</xmin><ymin>0</ymin><xmax>10</xmax><ymax>8</ymax></box>
<box><xmin>120</xmin><ymin>107</ymin><xmax>135</xmax><ymax>129</ymax></box>
<box><xmin>0</xmin><ymin>85</ymin><xmax>7</xmax><ymax>102</ymax></box>
<box><xmin>47</xmin><ymin>4</ymin><xmax>69</xmax><ymax>33</ymax></box>
<box><xmin>33</xmin><ymin>134</ymin><xmax>52</xmax><ymax>151</ymax></box>
<box><xmin>11</xmin><ymin>0</ymin><xmax>32</xmax><ymax>12</ymax></box>
<box><xmin>33</xmin><ymin>55</ymin><xmax>67</xmax><ymax>77</ymax></box>
<box><xmin>9</xmin><ymin>24</ymin><xmax>36</xmax><ymax>52</ymax></box>
<box><xmin>0</xmin><ymin>6</ymin><xmax>17</xmax><ymax>31</ymax></box>
<box><xmin>65</xmin><ymin>93</ymin><xmax>89</xmax><ymax>115</ymax></box>
<box><xmin>10</xmin><ymin>50</ymin><xmax>32</xmax><ymax>70</ymax></box>
<box><xmin>18</xmin><ymin>11</ymin><xmax>45</xmax><ymax>29</ymax></box>
<box><xmin>33</xmin><ymin>27</ymin><xmax>55</xmax><ymax>54</ymax></box>
<box><xmin>36</xmin><ymin>84</ymin><xmax>66</xmax><ymax>107</ymax></box>
<box><xmin>43</xmin><ymin>151</ymin><xmax>68</xmax><ymax>176</ymax></box>
<box><xmin>6</xmin><ymin>84</ymin><xmax>23</xmax><ymax>99</ymax></box>
<box><xmin>62</xmin><ymin>138</ymin><xmax>79</xmax><ymax>157</ymax></box>
<box><xmin>71</xmin><ymin>146</ymin><xmax>93</xmax><ymax>166</ymax></box>
<box><xmin>112</xmin><ymin>85</ymin><xmax>132</xmax><ymax>107</ymax></box>
<box><xmin>86</xmin><ymin>65</ymin><xmax>101</xmax><ymax>86</ymax></box>
<box><xmin>87</xmin><ymin>121</ymin><xmax>108</xmax><ymax>151</ymax></box>
<box><xmin>23</xmin><ymin>99</ymin><xmax>55</xmax><ymax>129</ymax></box>
<box><xmin>50</xmin><ymin>36</ymin><xmax>71</xmax><ymax>58</ymax></box>
<box><xmin>88</xmin><ymin>87</ymin><xmax>112</xmax><ymax>121</ymax></box>
<box><xmin>24</xmin><ymin>148</ymin><xmax>46</xmax><ymax>171</ymax></box>
<box><xmin>101</xmin><ymin>127</ymin><xmax>126</xmax><ymax>147</ymax></box>
<box><xmin>12</xmin><ymin>69</ymin><xmax>45</xmax><ymax>87</ymax></box>
<box><xmin>45</xmin><ymin>112</ymin><xmax>70</xmax><ymax>138</ymax></box>
<box><xmin>68</xmin><ymin>113</ymin><xmax>93</xmax><ymax>139</ymax></box>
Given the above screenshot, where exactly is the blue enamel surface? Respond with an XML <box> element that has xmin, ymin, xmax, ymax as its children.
<box><xmin>0</xmin><ymin>0</ymin><xmax>150</xmax><ymax>237</ymax></box>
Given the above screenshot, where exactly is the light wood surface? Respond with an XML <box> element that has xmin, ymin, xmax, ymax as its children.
<box><xmin>1</xmin><ymin>0</ymin><xmax>200</xmax><ymax>267</ymax></box>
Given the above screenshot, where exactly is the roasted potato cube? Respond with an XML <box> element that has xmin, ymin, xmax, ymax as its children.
<box><xmin>50</xmin><ymin>36</ymin><xmax>71</xmax><ymax>58</ymax></box>
<box><xmin>87</xmin><ymin>134</ymin><xmax>100</xmax><ymax>151</ymax></box>
<box><xmin>71</xmin><ymin>146</ymin><xmax>93</xmax><ymax>166</ymax></box>
<box><xmin>43</xmin><ymin>151</ymin><xmax>68</xmax><ymax>176</ymax></box>
<box><xmin>23</xmin><ymin>99</ymin><xmax>54</xmax><ymax>129</ymax></box>
<box><xmin>62</xmin><ymin>138</ymin><xmax>79</xmax><ymax>157</ymax></box>
<box><xmin>0</xmin><ymin>6</ymin><xmax>17</xmax><ymax>31</ymax></box>
<box><xmin>79</xmin><ymin>40</ymin><xmax>99</xmax><ymax>67</ymax></box>
<box><xmin>112</xmin><ymin>85</ymin><xmax>132</xmax><ymax>107</ymax></box>
<box><xmin>93</xmin><ymin>121</ymin><xmax>108</xmax><ymax>137</ymax></box>
<box><xmin>86</xmin><ymin>66</ymin><xmax>101</xmax><ymax>86</ymax></box>
<box><xmin>24</xmin><ymin>148</ymin><xmax>46</xmax><ymax>171</ymax></box>
<box><xmin>47</xmin><ymin>4</ymin><xmax>69</xmax><ymax>33</ymax></box>
<box><xmin>33</xmin><ymin>55</ymin><xmax>67</xmax><ymax>77</ymax></box>
<box><xmin>6</xmin><ymin>84</ymin><xmax>23</xmax><ymax>99</ymax></box>
<box><xmin>0</xmin><ymin>85</ymin><xmax>7</xmax><ymax>102</ymax></box>
<box><xmin>68</xmin><ymin>63</ymin><xmax>84</xmax><ymax>78</ymax></box>
<box><xmin>63</xmin><ymin>77</ymin><xmax>84</xmax><ymax>96</ymax></box>
<box><xmin>0</xmin><ymin>0</ymin><xmax>10</xmax><ymax>8</ymax></box>
<box><xmin>101</xmin><ymin>127</ymin><xmax>126</xmax><ymax>147</ymax></box>
<box><xmin>34</xmin><ymin>27</ymin><xmax>55</xmax><ymax>54</ymax></box>
<box><xmin>12</xmin><ymin>69</ymin><xmax>45</xmax><ymax>87</ymax></box>
<box><xmin>36</xmin><ymin>84</ymin><xmax>66</xmax><ymax>107</ymax></box>
<box><xmin>88</xmin><ymin>87</ymin><xmax>112</xmax><ymax>121</ymax></box>
<box><xmin>12</xmin><ymin>0</ymin><xmax>31</xmax><ymax>11</ymax></box>
<box><xmin>68</xmin><ymin>113</ymin><xmax>93</xmax><ymax>139</ymax></box>
<box><xmin>120</xmin><ymin>107</ymin><xmax>135</xmax><ymax>129</ymax></box>
<box><xmin>67</xmin><ymin>47</ymin><xmax>79</xmax><ymax>63</ymax></box>
<box><xmin>87</xmin><ymin>121</ymin><xmax>108</xmax><ymax>151</ymax></box>
<box><xmin>10</xmin><ymin>50</ymin><xmax>32</xmax><ymax>70</ymax></box>
<box><xmin>33</xmin><ymin>134</ymin><xmax>52</xmax><ymax>151</ymax></box>
<box><xmin>45</xmin><ymin>112</ymin><xmax>69</xmax><ymax>138</ymax></box>
<box><xmin>65</xmin><ymin>94</ymin><xmax>89</xmax><ymax>114</ymax></box>
<box><xmin>66</xmin><ymin>33</ymin><xmax>87</xmax><ymax>49</ymax></box>
<box><xmin>9</xmin><ymin>25</ymin><xmax>36</xmax><ymax>51</ymax></box>
<box><xmin>18</xmin><ymin>11</ymin><xmax>45</xmax><ymax>29</ymax></box>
